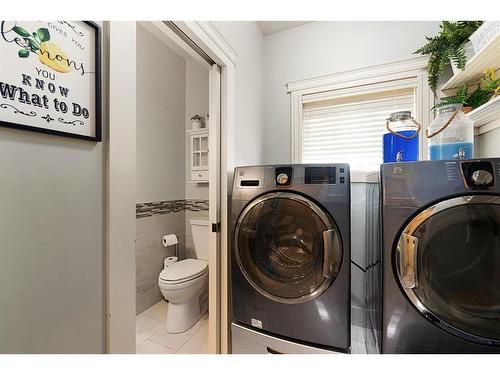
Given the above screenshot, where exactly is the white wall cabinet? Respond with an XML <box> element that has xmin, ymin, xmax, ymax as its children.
<box><xmin>188</xmin><ymin>129</ymin><xmax>209</xmax><ymax>183</ymax></box>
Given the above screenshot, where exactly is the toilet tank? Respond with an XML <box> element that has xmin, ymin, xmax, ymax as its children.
<box><xmin>190</xmin><ymin>218</ymin><xmax>209</xmax><ymax>261</ymax></box>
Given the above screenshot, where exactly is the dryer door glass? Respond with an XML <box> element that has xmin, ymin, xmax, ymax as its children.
<box><xmin>396</xmin><ymin>196</ymin><xmax>500</xmax><ymax>344</ymax></box>
<box><xmin>236</xmin><ymin>192</ymin><xmax>342</xmax><ymax>304</ymax></box>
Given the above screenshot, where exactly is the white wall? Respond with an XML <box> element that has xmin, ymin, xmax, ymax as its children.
<box><xmin>185</xmin><ymin>57</ymin><xmax>209</xmax><ymax>200</ymax></box>
<box><xmin>478</xmin><ymin>127</ymin><xmax>500</xmax><ymax>158</ymax></box>
<box><xmin>262</xmin><ymin>21</ymin><xmax>442</xmax><ymax>163</ymax></box>
<box><xmin>136</xmin><ymin>25</ymin><xmax>186</xmax><ymax>203</ymax></box>
<box><xmin>212</xmin><ymin>22</ymin><xmax>265</xmax><ymax>167</ymax></box>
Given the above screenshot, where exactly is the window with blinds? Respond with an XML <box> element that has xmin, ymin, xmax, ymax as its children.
<box><xmin>300</xmin><ymin>85</ymin><xmax>416</xmax><ymax>170</ymax></box>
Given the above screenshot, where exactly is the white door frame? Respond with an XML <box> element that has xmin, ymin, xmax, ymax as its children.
<box><xmin>208</xmin><ymin>64</ymin><xmax>221</xmax><ymax>353</ymax></box>
<box><xmin>107</xmin><ymin>21</ymin><xmax>137</xmax><ymax>354</ymax></box>
<box><xmin>107</xmin><ymin>21</ymin><xmax>236</xmax><ymax>354</ymax></box>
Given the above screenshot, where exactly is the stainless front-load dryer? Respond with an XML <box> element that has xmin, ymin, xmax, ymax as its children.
<box><xmin>381</xmin><ymin>159</ymin><xmax>500</xmax><ymax>353</ymax></box>
<box><xmin>230</xmin><ymin>165</ymin><xmax>350</xmax><ymax>353</ymax></box>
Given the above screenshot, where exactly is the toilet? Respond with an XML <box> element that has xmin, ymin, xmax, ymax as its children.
<box><xmin>158</xmin><ymin>218</ymin><xmax>209</xmax><ymax>333</ymax></box>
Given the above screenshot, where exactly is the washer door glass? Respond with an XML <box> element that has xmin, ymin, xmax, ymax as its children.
<box><xmin>396</xmin><ymin>196</ymin><xmax>500</xmax><ymax>344</ymax></box>
<box><xmin>236</xmin><ymin>192</ymin><xmax>341</xmax><ymax>303</ymax></box>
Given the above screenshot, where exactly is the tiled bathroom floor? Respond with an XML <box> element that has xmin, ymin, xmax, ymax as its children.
<box><xmin>136</xmin><ymin>300</ymin><xmax>209</xmax><ymax>354</ymax></box>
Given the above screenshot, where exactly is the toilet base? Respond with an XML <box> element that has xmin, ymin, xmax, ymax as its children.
<box><xmin>166</xmin><ymin>296</ymin><xmax>208</xmax><ymax>333</ymax></box>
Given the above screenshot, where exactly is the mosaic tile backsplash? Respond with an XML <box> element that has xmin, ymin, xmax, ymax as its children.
<box><xmin>136</xmin><ymin>199</ymin><xmax>209</xmax><ymax>219</ymax></box>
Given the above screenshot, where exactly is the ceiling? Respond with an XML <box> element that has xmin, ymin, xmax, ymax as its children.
<box><xmin>257</xmin><ymin>21</ymin><xmax>312</xmax><ymax>36</ymax></box>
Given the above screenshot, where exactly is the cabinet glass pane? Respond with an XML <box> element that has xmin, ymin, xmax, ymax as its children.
<box><xmin>193</xmin><ymin>137</ymin><xmax>200</xmax><ymax>152</ymax></box>
<box><xmin>201</xmin><ymin>136</ymin><xmax>209</xmax><ymax>151</ymax></box>
<box><xmin>200</xmin><ymin>152</ymin><xmax>208</xmax><ymax>167</ymax></box>
<box><xmin>193</xmin><ymin>153</ymin><xmax>200</xmax><ymax>167</ymax></box>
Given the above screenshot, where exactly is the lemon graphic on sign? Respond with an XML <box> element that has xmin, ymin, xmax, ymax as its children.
<box><xmin>38</xmin><ymin>41</ymin><xmax>71</xmax><ymax>73</ymax></box>
<box><xmin>13</xmin><ymin>25</ymin><xmax>71</xmax><ymax>73</ymax></box>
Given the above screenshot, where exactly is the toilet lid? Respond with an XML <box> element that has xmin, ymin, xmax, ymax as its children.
<box><xmin>159</xmin><ymin>259</ymin><xmax>208</xmax><ymax>283</ymax></box>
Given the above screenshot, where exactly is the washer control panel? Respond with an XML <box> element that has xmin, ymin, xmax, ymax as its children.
<box><xmin>233</xmin><ymin>164</ymin><xmax>350</xmax><ymax>203</ymax></box>
<box><xmin>305</xmin><ymin>166</ymin><xmax>336</xmax><ymax>184</ymax></box>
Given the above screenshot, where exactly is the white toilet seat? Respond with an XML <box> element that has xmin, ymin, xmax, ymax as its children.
<box><xmin>159</xmin><ymin>259</ymin><xmax>208</xmax><ymax>285</ymax></box>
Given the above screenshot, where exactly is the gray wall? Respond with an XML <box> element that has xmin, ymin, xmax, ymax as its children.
<box><xmin>135</xmin><ymin>204</ymin><xmax>185</xmax><ymax>315</ymax></box>
<box><xmin>136</xmin><ymin>25</ymin><xmax>186</xmax><ymax>203</ymax></box>
<box><xmin>185</xmin><ymin>58</ymin><xmax>209</xmax><ymax>201</ymax></box>
<box><xmin>0</xmin><ymin>23</ymin><xmax>107</xmax><ymax>354</ymax></box>
<box><xmin>135</xmin><ymin>25</ymin><xmax>188</xmax><ymax>315</ymax></box>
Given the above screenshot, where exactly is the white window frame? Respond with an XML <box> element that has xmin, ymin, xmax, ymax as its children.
<box><xmin>287</xmin><ymin>56</ymin><xmax>434</xmax><ymax>164</ymax></box>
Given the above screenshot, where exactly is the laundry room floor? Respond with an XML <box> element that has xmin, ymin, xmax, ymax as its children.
<box><xmin>351</xmin><ymin>325</ymin><xmax>369</xmax><ymax>354</ymax></box>
<box><xmin>136</xmin><ymin>302</ymin><xmax>371</xmax><ymax>354</ymax></box>
<box><xmin>135</xmin><ymin>301</ymin><xmax>209</xmax><ymax>354</ymax></box>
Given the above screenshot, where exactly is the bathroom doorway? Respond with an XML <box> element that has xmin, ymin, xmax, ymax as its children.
<box><xmin>108</xmin><ymin>21</ymin><xmax>234</xmax><ymax>354</ymax></box>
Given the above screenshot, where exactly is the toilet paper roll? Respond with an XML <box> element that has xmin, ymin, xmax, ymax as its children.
<box><xmin>162</xmin><ymin>234</ymin><xmax>178</xmax><ymax>247</ymax></box>
<box><xmin>164</xmin><ymin>256</ymin><xmax>178</xmax><ymax>268</ymax></box>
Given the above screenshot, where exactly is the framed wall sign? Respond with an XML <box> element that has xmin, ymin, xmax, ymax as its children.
<box><xmin>0</xmin><ymin>21</ymin><xmax>101</xmax><ymax>141</ymax></box>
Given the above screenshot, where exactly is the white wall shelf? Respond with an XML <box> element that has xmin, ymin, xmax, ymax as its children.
<box><xmin>441</xmin><ymin>33</ymin><xmax>500</xmax><ymax>91</ymax></box>
<box><xmin>468</xmin><ymin>95</ymin><xmax>500</xmax><ymax>134</ymax></box>
<box><xmin>186</xmin><ymin>128</ymin><xmax>209</xmax><ymax>134</ymax></box>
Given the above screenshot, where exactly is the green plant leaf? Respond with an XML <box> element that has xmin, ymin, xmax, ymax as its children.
<box><xmin>414</xmin><ymin>21</ymin><xmax>483</xmax><ymax>95</ymax></box>
<box><xmin>467</xmin><ymin>86</ymin><xmax>493</xmax><ymax>108</ymax></box>
<box><xmin>13</xmin><ymin>26</ymin><xmax>31</xmax><ymax>37</ymax></box>
<box><xmin>36</xmin><ymin>28</ymin><xmax>50</xmax><ymax>42</ymax></box>
<box><xmin>18</xmin><ymin>49</ymin><xmax>29</xmax><ymax>58</ymax></box>
<box><xmin>32</xmin><ymin>32</ymin><xmax>41</xmax><ymax>43</ymax></box>
<box><xmin>27</xmin><ymin>38</ymin><xmax>39</xmax><ymax>51</ymax></box>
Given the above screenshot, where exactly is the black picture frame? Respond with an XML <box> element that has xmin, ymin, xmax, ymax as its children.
<box><xmin>0</xmin><ymin>21</ymin><xmax>102</xmax><ymax>142</ymax></box>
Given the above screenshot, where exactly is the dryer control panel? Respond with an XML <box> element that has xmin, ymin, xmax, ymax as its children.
<box><xmin>461</xmin><ymin>161</ymin><xmax>495</xmax><ymax>189</ymax></box>
<box><xmin>381</xmin><ymin>159</ymin><xmax>500</xmax><ymax>207</ymax></box>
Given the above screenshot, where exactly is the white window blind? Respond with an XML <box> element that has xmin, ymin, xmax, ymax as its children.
<box><xmin>300</xmin><ymin>85</ymin><xmax>416</xmax><ymax>170</ymax></box>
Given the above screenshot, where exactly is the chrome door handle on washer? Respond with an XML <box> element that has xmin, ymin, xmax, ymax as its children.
<box><xmin>398</xmin><ymin>233</ymin><xmax>419</xmax><ymax>289</ymax></box>
<box><xmin>322</xmin><ymin>228</ymin><xmax>338</xmax><ymax>278</ymax></box>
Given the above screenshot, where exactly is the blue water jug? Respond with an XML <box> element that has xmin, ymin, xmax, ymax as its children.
<box><xmin>383</xmin><ymin>111</ymin><xmax>420</xmax><ymax>163</ymax></box>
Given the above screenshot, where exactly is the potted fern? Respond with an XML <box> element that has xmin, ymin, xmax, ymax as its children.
<box><xmin>433</xmin><ymin>70</ymin><xmax>500</xmax><ymax>112</ymax></box>
<box><xmin>415</xmin><ymin>21</ymin><xmax>483</xmax><ymax>94</ymax></box>
<box><xmin>433</xmin><ymin>84</ymin><xmax>474</xmax><ymax>113</ymax></box>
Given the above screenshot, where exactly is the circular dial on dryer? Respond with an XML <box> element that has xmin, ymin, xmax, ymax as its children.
<box><xmin>471</xmin><ymin>170</ymin><xmax>493</xmax><ymax>186</ymax></box>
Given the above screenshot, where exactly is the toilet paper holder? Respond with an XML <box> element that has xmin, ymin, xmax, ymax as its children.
<box><xmin>162</xmin><ymin>234</ymin><xmax>179</xmax><ymax>260</ymax></box>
